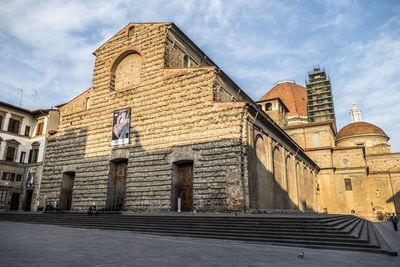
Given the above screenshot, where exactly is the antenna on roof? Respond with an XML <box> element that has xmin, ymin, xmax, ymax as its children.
<box><xmin>18</xmin><ymin>88</ymin><xmax>23</xmax><ymax>107</ymax></box>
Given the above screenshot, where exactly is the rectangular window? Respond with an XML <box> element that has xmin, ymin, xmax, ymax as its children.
<box><xmin>85</xmin><ymin>98</ymin><xmax>90</xmax><ymax>110</ymax></box>
<box><xmin>20</xmin><ymin>152</ymin><xmax>26</xmax><ymax>163</ymax></box>
<box><xmin>5</xmin><ymin>146</ymin><xmax>16</xmax><ymax>162</ymax></box>
<box><xmin>36</xmin><ymin>121</ymin><xmax>44</xmax><ymax>136</ymax></box>
<box><xmin>2</xmin><ymin>172</ymin><xmax>10</xmax><ymax>181</ymax></box>
<box><xmin>16</xmin><ymin>174</ymin><xmax>22</xmax><ymax>182</ymax></box>
<box><xmin>7</xmin><ymin>118</ymin><xmax>20</xmax><ymax>134</ymax></box>
<box><xmin>313</xmin><ymin>133</ymin><xmax>320</xmax><ymax>147</ymax></box>
<box><xmin>183</xmin><ymin>55</ymin><xmax>189</xmax><ymax>67</ymax></box>
<box><xmin>32</xmin><ymin>149</ymin><xmax>39</xmax><ymax>163</ymax></box>
<box><xmin>25</xmin><ymin>126</ymin><xmax>30</xmax><ymax>136</ymax></box>
<box><xmin>0</xmin><ymin>189</ymin><xmax>6</xmax><ymax>202</ymax></box>
<box><xmin>0</xmin><ymin>115</ymin><xmax>3</xmax><ymax>130</ymax></box>
<box><xmin>344</xmin><ymin>178</ymin><xmax>352</xmax><ymax>191</ymax></box>
<box><xmin>10</xmin><ymin>173</ymin><xmax>15</xmax><ymax>182</ymax></box>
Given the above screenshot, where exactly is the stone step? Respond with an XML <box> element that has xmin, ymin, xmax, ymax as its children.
<box><xmin>0</xmin><ymin>213</ymin><xmax>396</xmax><ymax>255</ymax></box>
<box><xmin>0</xmin><ymin>215</ymin><xmax>352</xmax><ymax>234</ymax></box>
<box><xmin>367</xmin><ymin>221</ymin><xmax>397</xmax><ymax>256</ymax></box>
<box><xmin>33</xmin><ymin>222</ymin><xmax>381</xmax><ymax>249</ymax></box>
<box><xmin>43</xmin><ymin>221</ymin><xmax>372</xmax><ymax>243</ymax></box>
<box><xmin>25</xmin><ymin>218</ymin><xmax>362</xmax><ymax>239</ymax></box>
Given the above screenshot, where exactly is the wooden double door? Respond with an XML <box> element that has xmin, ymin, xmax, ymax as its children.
<box><xmin>24</xmin><ymin>190</ymin><xmax>33</xmax><ymax>211</ymax></box>
<box><xmin>113</xmin><ymin>161</ymin><xmax>127</xmax><ymax>207</ymax></box>
<box><xmin>10</xmin><ymin>193</ymin><xmax>20</xmax><ymax>210</ymax></box>
<box><xmin>178</xmin><ymin>163</ymin><xmax>193</xmax><ymax>212</ymax></box>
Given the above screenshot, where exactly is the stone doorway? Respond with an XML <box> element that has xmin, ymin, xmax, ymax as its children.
<box><xmin>114</xmin><ymin>161</ymin><xmax>127</xmax><ymax>207</ymax></box>
<box><xmin>107</xmin><ymin>160</ymin><xmax>127</xmax><ymax>209</ymax></box>
<box><xmin>60</xmin><ymin>172</ymin><xmax>75</xmax><ymax>210</ymax></box>
<box><xmin>24</xmin><ymin>190</ymin><xmax>33</xmax><ymax>211</ymax></box>
<box><xmin>10</xmin><ymin>193</ymin><xmax>20</xmax><ymax>210</ymax></box>
<box><xmin>178</xmin><ymin>163</ymin><xmax>193</xmax><ymax>212</ymax></box>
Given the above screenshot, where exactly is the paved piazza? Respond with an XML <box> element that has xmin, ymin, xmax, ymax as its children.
<box><xmin>0</xmin><ymin>221</ymin><xmax>399</xmax><ymax>266</ymax></box>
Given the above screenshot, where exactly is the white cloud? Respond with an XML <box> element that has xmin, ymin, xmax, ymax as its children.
<box><xmin>0</xmin><ymin>0</ymin><xmax>399</xmax><ymax>151</ymax></box>
<box><xmin>332</xmin><ymin>14</ymin><xmax>400</xmax><ymax>151</ymax></box>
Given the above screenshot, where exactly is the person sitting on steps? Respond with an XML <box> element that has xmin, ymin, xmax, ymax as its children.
<box><xmin>87</xmin><ymin>205</ymin><xmax>99</xmax><ymax>216</ymax></box>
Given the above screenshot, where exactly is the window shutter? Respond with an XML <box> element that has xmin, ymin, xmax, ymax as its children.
<box><xmin>7</xmin><ymin>119</ymin><xmax>13</xmax><ymax>131</ymax></box>
<box><xmin>6</xmin><ymin>146</ymin><xmax>15</xmax><ymax>161</ymax></box>
<box><xmin>36</xmin><ymin>122</ymin><xmax>44</xmax><ymax>135</ymax></box>
<box><xmin>13</xmin><ymin>120</ymin><xmax>20</xmax><ymax>133</ymax></box>
<box><xmin>28</xmin><ymin>150</ymin><xmax>33</xmax><ymax>163</ymax></box>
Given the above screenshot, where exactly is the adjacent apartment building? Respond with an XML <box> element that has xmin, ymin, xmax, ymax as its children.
<box><xmin>0</xmin><ymin>101</ymin><xmax>59</xmax><ymax>211</ymax></box>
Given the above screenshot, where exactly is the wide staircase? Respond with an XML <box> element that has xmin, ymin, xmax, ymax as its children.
<box><xmin>0</xmin><ymin>213</ymin><xmax>396</xmax><ymax>256</ymax></box>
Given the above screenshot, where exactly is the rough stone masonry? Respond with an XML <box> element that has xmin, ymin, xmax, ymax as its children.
<box><xmin>39</xmin><ymin>23</ymin><xmax>317</xmax><ymax>213</ymax></box>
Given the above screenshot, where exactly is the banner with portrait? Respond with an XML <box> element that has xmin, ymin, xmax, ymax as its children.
<box><xmin>111</xmin><ymin>107</ymin><xmax>131</xmax><ymax>146</ymax></box>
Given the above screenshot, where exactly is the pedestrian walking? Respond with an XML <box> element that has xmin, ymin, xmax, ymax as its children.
<box><xmin>390</xmin><ymin>214</ymin><xmax>398</xmax><ymax>231</ymax></box>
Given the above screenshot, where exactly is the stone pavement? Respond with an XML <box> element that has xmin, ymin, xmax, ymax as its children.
<box><xmin>374</xmin><ymin>221</ymin><xmax>400</xmax><ymax>256</ymax></box>
<box><xmin>0</xmin><ymin>221</ymin><xmax>399</xmax><ymax>267</ymax></box>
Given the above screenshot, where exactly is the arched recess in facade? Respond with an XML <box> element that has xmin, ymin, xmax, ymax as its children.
<box><xmin>273</xmin><ymin>146</ymin><xmax>286</xmax><ymax>209</ymax></box>
<box><xmin>109</xmin><ymin>47</ymin><xmax>144</xmax><ymax>91</ymax></box>
<box><xmin>308</xmin><ymin>169</ymin><xmax>314</xmax><ymax>210</ymax></box>
<box><xmin>286</xmin><ymin>155</ymin><xmax>298</xmax><ymax>210</ymax></box>
<box><xmin>392</xmin><ymin>180</ymin><xmax>400</xmax><ymax>213</ymax></box>
<box><xmin>254</xmin><ymin>134</ymin><xmax>272</xmax><ymax>209</ymax></box>
<box><xmin>295</xmin><ymin>162</ymin><xmax>304</xmax><ymax>211</ymax></box>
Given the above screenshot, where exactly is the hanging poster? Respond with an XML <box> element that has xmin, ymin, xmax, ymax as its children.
<box><xmin>111</xmin><ymin>107</ymin><xmax>131</xmax><ymax>146</ymax></box>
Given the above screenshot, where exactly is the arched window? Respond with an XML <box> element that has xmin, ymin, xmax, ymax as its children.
<box><xmin>183</xmin><ymin>55</ymin><xmax>189</xmax><ymax>68</ymax></box>
<box><xmin>109</xmin><ymin>49</ymin><xmax>143</xmax><ymax>91</ymax></box>
<box><xmin>265</xmin><ymin>103</ymin><xmax>272</xmax><ymax>111</ymax></box>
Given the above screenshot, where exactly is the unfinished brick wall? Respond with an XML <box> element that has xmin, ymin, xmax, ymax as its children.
<box><xmin>40</xmin><ymin>23</ymin><xmax>318</xmax><ymax>214</ymax></box>
<box><xmin>164</xmin><ymin>39</ymin><xmax>200</xmax><ymax>68</ymax></box>
<box><xmin>40</xmin><ymin>23</ymin><xmax>247</xmax><ymax>212</ymax></box>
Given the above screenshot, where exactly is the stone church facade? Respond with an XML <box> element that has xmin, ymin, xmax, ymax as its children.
<box><xmin>39</xmin><ymin>23</ymin><xmax>317</xmax><ymax>213</ymax></box>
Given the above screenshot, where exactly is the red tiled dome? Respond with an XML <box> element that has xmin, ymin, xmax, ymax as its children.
<box><xmin>259</xmin><ymin>82</ymin><xmax>307</xmax><ymax>116</ymax></box>
<box><xmin>336</xmin><ymin>122</ymin><xmax>387</xmax><ymax>140</ymax></box>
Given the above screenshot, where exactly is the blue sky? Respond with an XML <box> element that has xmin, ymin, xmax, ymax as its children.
<box><xmin>1</xmin><ymin>0</ymin><xmax>400</xmax><ymax>152</ymax></box>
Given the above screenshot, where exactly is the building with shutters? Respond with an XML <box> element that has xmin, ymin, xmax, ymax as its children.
<box><xmin>0</xmin><ymin>101</ymin><xmax>59</xmax><ymax>211</ymax></box>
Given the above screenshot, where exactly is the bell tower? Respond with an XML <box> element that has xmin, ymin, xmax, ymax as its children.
<box><xmin>350</xmin><ymin>104</ymin><xmax>361</xmax><ymax>123</ymax></box>
<box><xmin>306</xmin><ymin>65</ymin><xmax>337</xmax><ymax>130</ymax></box>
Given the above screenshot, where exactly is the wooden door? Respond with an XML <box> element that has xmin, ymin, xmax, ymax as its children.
<box><xmin>66</xmin><ymin>175</ymin><xmax>75</xmax><ymax>210</ymax></box>
<box><xmin>178</xmin><ymin>164</ymin><xmax>193</xmax><ymax>211</ymax></box>
<box><xmin>114</xmin><ymin>162</ymin><xmax>127</xmax><ymax>206</ymax></box>
<box><xmin>60</xmin><ymin>173</ymin><xmax>75</xmax><ymax>210</ymax></box>
<box><xmin>24</xmin><ymin>190</ymin><xmax>33</xmax><ymax>211</ymax></box>
<box><xmin>10</xmin><ymin>193</ymin><xmax>20</xmax><ymax>210</ymax></box>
